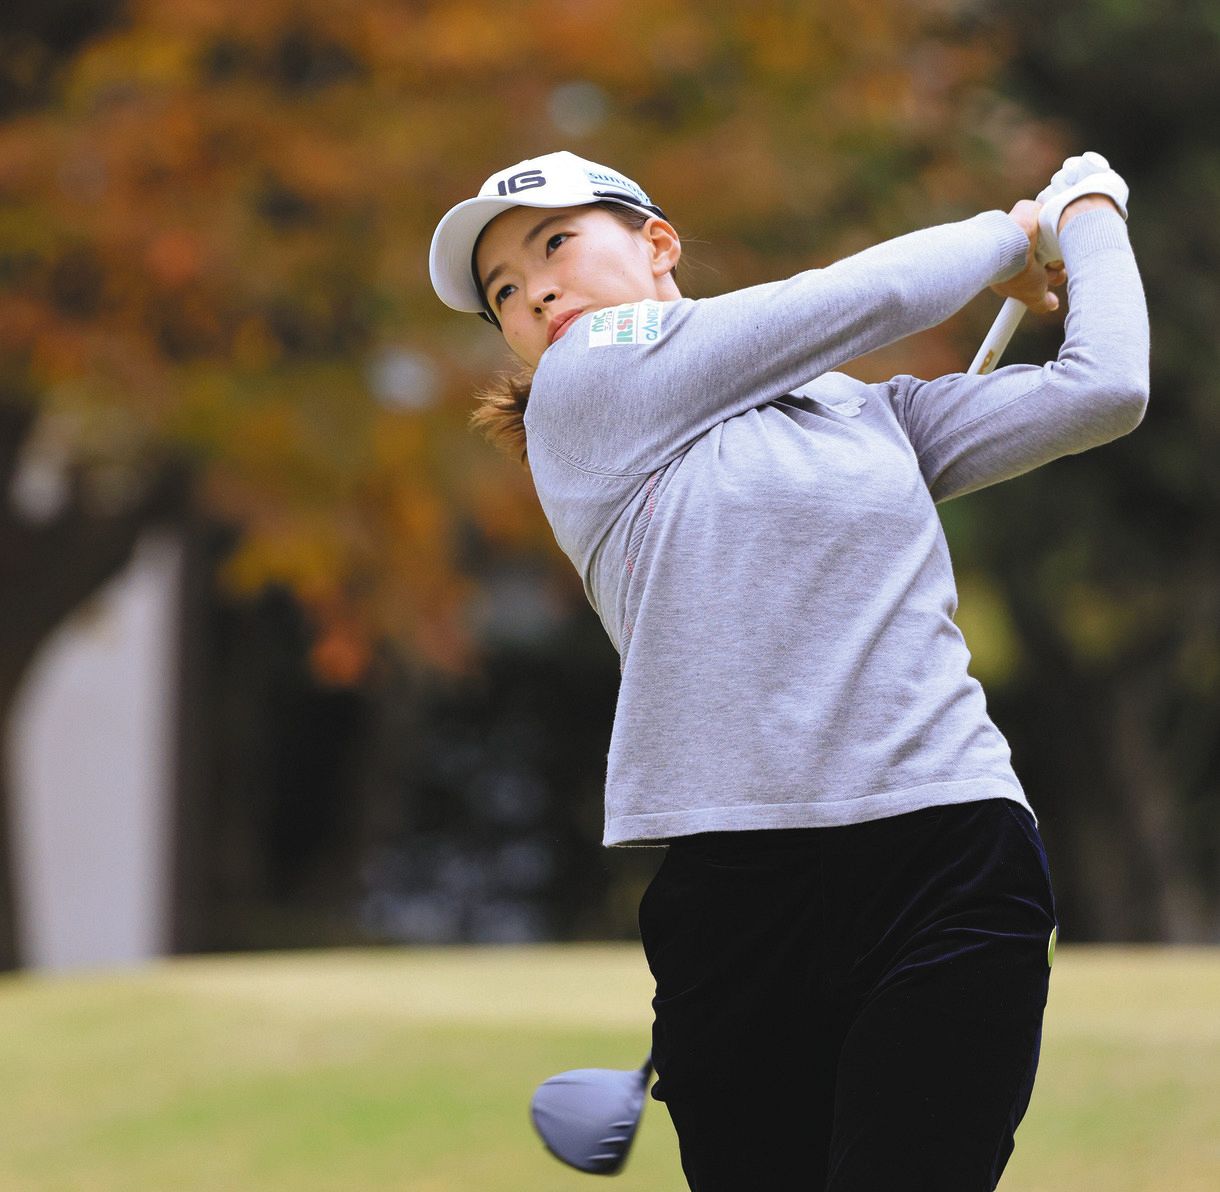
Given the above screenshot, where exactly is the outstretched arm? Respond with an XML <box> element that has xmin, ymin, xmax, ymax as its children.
<box><xmin>529</xmin><ymin>211</ymin><xmax>1031</xmax><ymax>476</ymax></box>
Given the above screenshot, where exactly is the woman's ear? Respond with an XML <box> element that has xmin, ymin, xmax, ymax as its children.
<box><xmin>644</xmin><ymin>217</ymin><xmax>682</xmax><ymax>279</ymax></box>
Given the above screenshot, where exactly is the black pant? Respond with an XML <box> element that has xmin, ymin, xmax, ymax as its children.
<box><xmin>638</xmin><ymin>799</ymin><xmax>1056</xmax><ymax>1191</ymax></box>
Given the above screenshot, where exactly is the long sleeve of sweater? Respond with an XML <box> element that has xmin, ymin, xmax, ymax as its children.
<box><xmin>528</xmin><ymin>210</ymin><xmax>1030</xmax><ymax>476</ymax></box>
<box><xmin>890</xmin><ymin>208</ymin><xmax>1149</xmax><ymax>502</ymax></box>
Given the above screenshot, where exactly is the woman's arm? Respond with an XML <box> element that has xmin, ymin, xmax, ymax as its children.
<box><xmin>890</xmin><ymin>206</ymin><xmax>1148</xmax><ymax>503</ymax></box>
<box><xmin>527</xmin><ymin>211</ymin><xmax>1030</xmax><ymax>476</ymax></box>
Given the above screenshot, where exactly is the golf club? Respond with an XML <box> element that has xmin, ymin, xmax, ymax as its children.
<box><xmin>527</xmin><ymin>299</ymin><xmax>1037</xmax><ymax>1179</ymax></box>
<box><xmin>530</xmin><ymin>1052</ymin><xmax>654</xmax><ymax>1175</ymax></box>
<box><xmin>528</xmin><ymin>289</ymin><xmax>1035</xmax><ymax>1182</ymax></box>
<box><xmin>971</xmin><ymin>151</ymin><xmax>1123</xmax><ymax>376</ymax></box>
<box><xmin>968</xmin><ymin>295</ymin><xmax>1026</xmax><ymax>375</ymax></box>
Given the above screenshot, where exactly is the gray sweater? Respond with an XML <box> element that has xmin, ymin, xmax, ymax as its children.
<box><xmin>524</xmin><ymin>208</ymin><xmax>1148</xmax><ymax>846</ymax></box>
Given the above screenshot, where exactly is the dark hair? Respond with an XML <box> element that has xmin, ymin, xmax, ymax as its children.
<box><xmin>470</xmin><ymin>201</ymin><xmax>678</xmax><ymax>465</ymax></box>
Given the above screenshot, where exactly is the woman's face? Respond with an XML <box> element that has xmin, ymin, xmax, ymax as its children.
<box><xmin>474</xmin><ymin>204</ymin><xmax>680</xmax><ymax>367</ymax></box>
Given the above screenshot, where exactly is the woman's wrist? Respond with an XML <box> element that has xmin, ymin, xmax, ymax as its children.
<box><xmin>1058</xmin><ymin>194</ymin><xmax>1122</xmax><ymax>233</ymax></box>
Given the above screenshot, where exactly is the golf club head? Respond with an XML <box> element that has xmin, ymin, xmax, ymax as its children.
<box><xmin>530</xmin><ymin>1056</ymin><xmax>653</xmax><ymax>1175</ymax></box>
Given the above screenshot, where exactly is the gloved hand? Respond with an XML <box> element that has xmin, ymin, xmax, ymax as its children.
<box><xmin>1035</xmin><ymin>151</ymin><xmax>1129</xmax><ymax>263</ymax></box>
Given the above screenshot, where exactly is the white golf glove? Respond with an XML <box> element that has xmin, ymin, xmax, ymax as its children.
<box><xmin>1035</xmin><ymin>151</ymin><xmax>1129</xmax><ymax>263</ymax></box>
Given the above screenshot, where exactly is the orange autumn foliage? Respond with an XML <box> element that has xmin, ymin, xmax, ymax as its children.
<box><xmin>0</xmin><ymin>0</ymin><xmax>1063</xmax><ymax>677</ymax></box>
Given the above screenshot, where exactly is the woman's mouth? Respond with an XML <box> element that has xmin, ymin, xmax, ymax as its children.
<box><xmin>547</xmin><ymin>309</ymin><xmax>583</xmax><ymax>346</ymax></box>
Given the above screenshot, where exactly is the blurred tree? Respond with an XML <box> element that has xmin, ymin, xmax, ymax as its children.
<box><xmin>0</xmin><ymin>0</ymin><xmax>185</xmax><ymax>971</ymax></box>
<box><xmin>1</xmin><ymin>0</ymin><xmax>1080</xmax><ymax>964</ymax></box>
<box><xmin>0</xmin><ymin>0</ymin><xmax>124</xmax><ymax>117</ymax></box>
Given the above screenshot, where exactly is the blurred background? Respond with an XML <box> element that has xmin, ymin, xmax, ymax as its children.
<box><xmin>1</xmin><ymin>0</ymin><xmax>1218</xmax><ymax>976</ymax></box>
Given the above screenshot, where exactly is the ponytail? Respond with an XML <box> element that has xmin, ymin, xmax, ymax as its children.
<box><xmin>470</xmin><ymin>365</ymin><xmax>534</xmax><ymax>465</ymax></box>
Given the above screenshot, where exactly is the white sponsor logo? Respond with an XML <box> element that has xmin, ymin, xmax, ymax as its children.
<box><xmin>583</xmin><ymin>169</ymin><xmax>649</xmax><ymax>205</ymax></box>
<box><xmin>588</xmin><ymin>300</ymin><xmax>665</xmax><ymax>348</ymax></box>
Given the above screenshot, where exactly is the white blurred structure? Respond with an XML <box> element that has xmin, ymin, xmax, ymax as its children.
<box><xmin>7</xmin><ymin>532</ymin><xmax>182</xmax><ymax>971</ymax></box>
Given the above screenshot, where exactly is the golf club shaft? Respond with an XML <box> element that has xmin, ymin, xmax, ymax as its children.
<box><xmin>968</xmin><ymin>295</ymin><xmax>1026</xmax><ymax>375</ymax></box>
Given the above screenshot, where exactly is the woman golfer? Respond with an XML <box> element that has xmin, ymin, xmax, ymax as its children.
<box><xmin>429</xmin><ymin>150</ymin><xmax>1147</xmax><ymax>1190</ymax></box>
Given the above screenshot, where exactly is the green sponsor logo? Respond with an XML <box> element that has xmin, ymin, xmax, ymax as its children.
<box><xmin>588</xmin><ymin>300</ymin><xmax>663</xmax><ymax>348</ymax></box>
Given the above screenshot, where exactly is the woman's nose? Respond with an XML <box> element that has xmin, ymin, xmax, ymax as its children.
<box><xmin>531</xmin><ymin>287</ymin><xmax>559</xmax><ymax>313</ymax></box>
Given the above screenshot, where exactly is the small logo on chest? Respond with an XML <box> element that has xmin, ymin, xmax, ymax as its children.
<box><xmin>588</xmin><ymin>300</ymin><xmax>665</xmax><ymax>347</ymax></box>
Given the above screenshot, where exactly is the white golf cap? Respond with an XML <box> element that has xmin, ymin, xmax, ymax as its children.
<box><xmin>429</xmin><ymin>150</ymin><xmax>665</xmax><ymax>317</ymax></box>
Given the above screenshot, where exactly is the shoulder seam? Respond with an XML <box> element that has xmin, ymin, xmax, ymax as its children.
<box><xmin>921</xmin><ymin>374</ymin><xmax>1051</xmax><ymax>460</ymax></box>
<box><xmin>526</xmin><ymin>419</ymin><xmax>654</xmax><ymax>477</ymax></box>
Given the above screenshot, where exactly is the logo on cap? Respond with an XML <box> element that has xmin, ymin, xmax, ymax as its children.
<box><xmin>494</xmin><ymin>170</ymin><xmax>547</xmax><ymax>196</ymax></box>
<box><xmin>584</xmin><ymin>168</ymin><xmax>648</xmax><ymax>205</ymax></box>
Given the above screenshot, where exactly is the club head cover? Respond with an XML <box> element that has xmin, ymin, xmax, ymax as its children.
<box><xmin>530</xmin><ymin>1065</ymin><xmax>650</xmax><ymax>1175</ymax></box>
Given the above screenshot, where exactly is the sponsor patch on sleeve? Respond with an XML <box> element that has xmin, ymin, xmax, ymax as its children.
<box><xmin>588</xmin><ymin>300</ymin><xmax>665</xmax><ymax>348</ymax></box>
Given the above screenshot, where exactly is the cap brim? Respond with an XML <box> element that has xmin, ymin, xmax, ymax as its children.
<box><xmin>429</xmin><ymin>196</ymin><xmax>522</xmax><ymax>313</ymax></box>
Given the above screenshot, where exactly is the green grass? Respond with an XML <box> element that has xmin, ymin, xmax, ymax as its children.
<box><xmin>1</xmin><ymin>945</ymin><xmax>1218</xmax><ymax>1190</ymax></box>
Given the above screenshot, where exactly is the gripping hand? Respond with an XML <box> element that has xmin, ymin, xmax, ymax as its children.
<box><xmin>1035</xmin><ymin>151</ymin><xmax>1129</xmax><ymax>263</ymax></box>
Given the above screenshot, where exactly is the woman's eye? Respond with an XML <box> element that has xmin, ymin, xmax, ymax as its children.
<box><xmin>546</xmin><ymin>233</ymin><xmax>568</xmax><ymax>253</ymax></box>
<box><xmin>494</xmin><ymin>283</ymin><xmax>516</xmax><ymax>308</ymax></box>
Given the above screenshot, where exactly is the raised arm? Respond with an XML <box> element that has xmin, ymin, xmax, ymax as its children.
<box><xmin>890</xmin><ymin>203</ymin><xmax>1149</xmax><ymax>504</ymax></box>
<box><xmin>527</xmin><ymin>212</ymin><xmax>1030</xmax><ymax>475</ymax></box>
